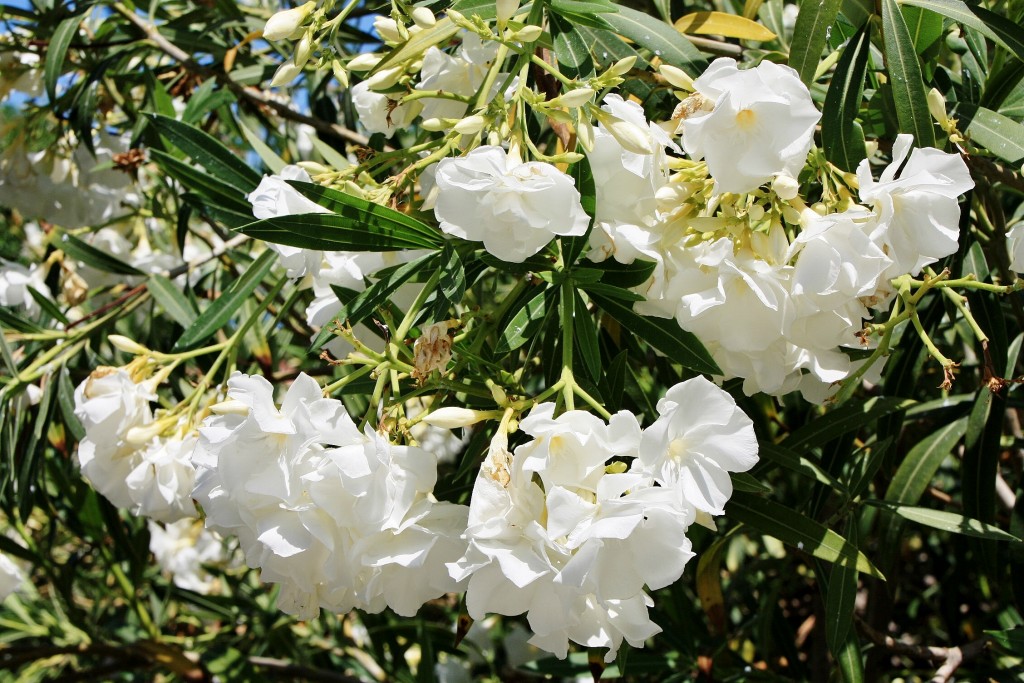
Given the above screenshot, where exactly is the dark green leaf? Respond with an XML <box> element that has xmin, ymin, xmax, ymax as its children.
<box><xmin>146</xmin><ymin>113</ymin><xmax>261</xmax><ymax>194</ymax></box>
<box><xmin>148</xmin><ymin>274</ymin><xmax>198</xmax><ymax>328</ymax></box>
<box><xmin>902</xmin><ymin>5</ymin><xmax>943</xmax><ymax>54</ymax></box>
<box><xmin>238</xmin><ymin>212</ymin><xmax>443</xmax><ymax>252</ymax></box>
<box><xmin>783</xmin><ymin>397</ymin><xmax>913</xmax><ymax>453</ymax></box>
<box><xmin>45</xmin><ymin>14</ymin><xmax>81</xmax><ymax>102</ymax></box>
<box><xmin>826</xmin><ymin>522</ymin><xmax>859</xmax><ymax>657</ymax></box>
<box><xmin>759</xmin><ymin>443</ymin><xmax>846</xmax><ymax>490</ymax></box>
<box><xmin>823</xmin><ymin>21</ymin><xmax>871</xmax><ymax>171</ymax></box>
<box><xmin>563</xmin><ymin>158</ymin><xmax>596</xmax><ymax>267</ymax></box>
<box><xmin>881</xmin><ymin>0</ymin><xmax>936</xmax><ymax>147</ymax></box>
<box><xmin>790</xmin><ymin>0</ymin><xmax>842</xmax><ymax>85</ymax></box>
<box><xmin>59</xmin><ymin>232</ymin><xmax>145</xmax><ymax>276</ymax></box>
<box><xmin>573</xmin><ymin>290</ymin><xmax>601</xmax><ymax>382</ymax></box>
<box><xmin>986</xmin><ymin>627</ymin><xmax>1024</xmax><ymax>654</ymax></box>
<box><xmin>953</xmin><ymin>103</ymin><xmax>1024</xmax><ymax>164</ymax></box>
<box><xmin>173</xmin><ymin>249</ymin><xmax>277</xmax><ymax>351</ymax></box>
<box><xmin>886</xmin><ymin>417</ymin><xmax>966</xmax><ymax>505</ymax></box>
<box><xmin>727</xmin><ymin>492</ymin><xmax>884</xmax><ymax>577</ymax></box>
<box><xmin>589</xmin><ymin>292</ymin><xmax>721</xmax><ymax>375</ymax></box>
<box><xmin>575</xmin><ymin>26</ymin><xmax>647</xmax><ymax>71</ymax></box>
<box><xmin>496</xmin><ymin>287</ymin><xmax>551</xmax><ymax>355</ymax></box>
<box><xmin>898</xmin><ymin>0</ymin><xmax>1024</xmax><ymax>65</ymax></box>
<box><xmin>603</xmin><ymin>5</ymin><xmax>707</xmax><ymax>77</ymax></box>
<box><xmin>149</xmin><ymin>149</ymin><xmax>253</xmax><ymax>214</ymax></box>
<box><xmin>732</xmin><ymin>471</ymin><xmax>773</xmax><ymax>494</ymax></box>
<box><xmin>595</xmin><ymin>258</ymin><xmax>657</xmax><ymax>289</ymax></box>
<box><xmin>867</xmin><ymin>501</ymin><xmax>1023</xmax><ymax>542</ymax></box>
<box><xmin>438</xmin><ymin>242</ymin><xmax>466</xmax><ymax>305</ymax></box>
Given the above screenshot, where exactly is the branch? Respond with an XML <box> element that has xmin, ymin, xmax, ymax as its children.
<box><xmin>110</xmin><ymin>3</ymin><xmax>372</xmax><ymax>148</ymax></box>
<box><xmin>856</xmin><ymin>618</ymin><xmax>990</xmax><ymax>682</ymax></box>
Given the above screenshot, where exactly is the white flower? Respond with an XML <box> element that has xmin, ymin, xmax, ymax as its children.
<box><xmin>682</xmin><ymin>57</ymin><xmax>820</xmax><ymax>194</ymax></box>
<box><xmin>415</xmin><ymin>33</ymin><xmax>503</xmax><ymax>121</ymax></box>
<box><xmin>73</xmin><ymin>367</ymin><xmax>156</xmax><ymax>510</ymax></box>
<box><xmin>193</xmin><ymin>372</ymin><xmax>467</xmax><ymax>620</ymax></box>
<box><xmin>263</xmin><ymin>2</ymin><xmax>315</xmax><ymax>41</ymax></box>
<box><xmin>0</xmin><ymin>552</ymin><xmax>25</xmax><ymax>600</ymax></box>
<box><xmin>636</xmin><ymin>376</ymin><xmax>758</xmax><ymax>515</ymax></box>
<box><xmin>0</xmin><ymin>259</ymin><xmax>50</xmax><ymax>315</ymax></box>
<box><xmin>434</xmin><ymin>146</ymin><xmax>590</xmax><ymax>262</ymax></box>
<box><xmin>858</xmin><ymin>134</ymin><xmax>974</xmax><ymax>276</ymax></box>
<box><xmin>149</xmin><ymin>519</ymin><xmax>229</xmax><ymax>594</ymax></box>
<box><xmin>126</xmin><ymin>432</ymin><xmax>199</xmax><ymax>523</ymax></box>
<box><xmin>352</xmin><ymin>81</ymin><xmax>421</xmax><ymax>138</ymax></box>
<box><xmin>247</xmin><ymin>165</ymin><xmax>329</xmax><ymax>278</ymax></box>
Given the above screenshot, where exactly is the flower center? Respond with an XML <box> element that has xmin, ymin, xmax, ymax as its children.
<box><xmin>735</xmin><ymin>108</ymin><xmax>757</xmax><ymax>130</ymax></box>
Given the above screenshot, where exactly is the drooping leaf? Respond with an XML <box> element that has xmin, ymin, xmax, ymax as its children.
<box><xmin>868</xmin><ymin>502</ymin><xmax>1024</xmax><ymax>543</ymax></box>
<box><xmin>238</xmin><ymin>211</ymin><xmax>443</xmax><ymax>252</ymax></box>
<box><xmin>783</xmin><ymin>397</ymin><xmax>914</xmax><ymax>454</ymax></box>
<box><xmin>45</xmin><ymin>14</ymin><xmax>82</xmax><ymax>102</ymax></box>
<box><xmin>953</xmin><ymin>103</ymin><xmax>1024</xmax><ymax>164</ymax></box>
<box><xmin>881</xmin><ymin>0</ymin><xmax>936</xmax><ymax>148</ymax></box>
<box><xmin>173</xmin><ymin>249</ymin><xmax>278</xmax><ymax>352</ymax></box>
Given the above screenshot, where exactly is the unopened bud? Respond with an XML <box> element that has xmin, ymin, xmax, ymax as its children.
<box><xmin>772</xmin><ymin>173</ymin><xmax>799</xmax><ymax>200</ymax></box>
<box><xmin>606</xmin><ymin>55</ymin><xmax>637</xmax><ymax>77</ymax></box>
<box><xmin>511</xmin><ymin>25</ymin><xmax>543</xmax><ymax>42</ymax></box>
<box><xmin>420</xmin><ymin>117</ymin><xmax>449</xmax><ymax>131</ymax></box>
<box><xmin>296</xmin><ymin>160</ymin><xmax>331</xmax><ymax>175</ymax></box>
<box><xmin>446</xmin><ymin>9</ymin><xmax>466</xmax><ymax>25</ymax></box>
<box><xmin>210</xmin><ymin>399</ymin><xmax>251</xmax><ymax>416</ymax></box>
<box><xmin>270</xmin><ymin>58</ymin><xmax>303</xmax><ymax>86</ymax></box>
<box><xmin>552</xmin><ymin>87</ymin><xmax>594</xmax><ymax>108</ymax></box>
<box><xmin>108</xmin><ymin>335</ymin><xmax>149</xmax><ymax>355</ymax></box>
<box><xmin>496</xmin><ymin>0</ymin><xmax>520</xmax><ymax>24</ymax></box>
<box><xmin>454</xmin><ymin>114</ymin><xmax>486</xmax><ymax>135</ymax></box>
<box><xmin>659</xmin><ymin>64</ymin><xmax>694</xmax><ymax>91</ymax></box>
<box><xmin>422</xmin><ymin>407</ymin><xmax>485</xmax><ymax>429</ymax></box>
<box><xmin>411</xmin><ymin>6</ymin><xmax>436</xmax><ymax>28</ymax></box>
<box><xmin>374</xmin><ymin>16</ymin><xmax>402</xmax><ymax>43</ymax></box>
<box><xmin>597</xmin><ymin>110</ymin><xmax>653</xmax><ymax>155</ymax></box>
<box><xmin>263</xmin><ymin>1</ymin><xmax>316</xmax><ymax>42</ymax></box>
<box><xmin>126</xmin><ymin>420</ymin><xmax>167</xmax><ymax>446</ymax></box>
<box><xmin>487</xmin><ymin>380</ymin><xmax>509</xmax><ymax>406</ymax></box>
<box><xmin>294</xmin><ymin>34</ymin><xmax>314</xmax><ymax>68</ymax></box>
<box><xmin>577</xmin><ymin>117</ymin><xmax>595</xmax><ymax>151</ymax></box>
<box><xmin>365</xmin><ymin>65</ymin><xmax>402</xmax><ymax>90</ymax></box>
<box><xmin>347</xmin><ymin>52</ymin><xmax>382</xmax><ymax>71</ymax></box>
<box><xmin>331</xmin><ymin>59</ymin><xmax>350</xmax><ymax>88</ymax></box>
<box><xmin>927</xmin><ymin>87</ymin><xmax>950</xmax><ymax>128</ymax></box>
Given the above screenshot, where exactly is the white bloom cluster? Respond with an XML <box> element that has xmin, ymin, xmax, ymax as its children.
<box><xmin>73</xmin><ymin>367</ymin><xmax>197</xmax><ymax>522</ymax></box>
<box><xmin>192</xmin><ymin>372</ymin><xmax>468</xmax><ymax>620</ymax></box>
<box><xmin>451</xmin><ymin>376</ymin><xmax>756</xmax><ymax>661</ymax></box>
<box><xmin>149</xmin><ymin>519</ymin><xmax>229</xmax><ymax>594</ymax></box>
<box><xmin>589</xmin><ymin>58</ymin><xmax>974</xmax><ymax>401</ymax></box>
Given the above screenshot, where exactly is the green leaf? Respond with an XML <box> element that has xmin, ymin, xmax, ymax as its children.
<box><xmin>496</xmin><ymin>287</ymin><xmax>552</xmax><ymax>355</ymax></box>
<box><xmin>986</xmin><ymin>627</ymin><xmax>1024</xmax><ymax>654</ymax></box>
<box><xmin>868</xmin><ymin>502</ymin><xmax>1024</xmax><ymax>543</ymax></box>
<box><xmin>173</xmin><ymin>249</ymin><xmax>277</xmax><ymax>352</ymax></box>
<box><xmin>59</xmin><ymin>232</ymin><xmax>145</xmax><ymax>276</ymax></box>
<box><xmin>759</xmin><ymin>443</ymin><xmax>847</xmax><ymax>490</ymax></box>
<box><xmin>0</xmin><ymin>307</ymin><xmax>44</xmax><ymax>334</ymax></box>
<box><xmin>149</xmin><ymin>149</ymin><xmax>253</xmax><ymax>214</ymax></box>
<box><xmin>953</xmin><ymin>103</ymin><xmax>1024</xmax><ymax>164</ymax></box>
<box><xmin>146</xmin><ymin>113</ymin><xmax>261</xmax><ymax>194</ymax></box>
<box><xmin>370</xmin><ymin>17</ymin><xmax>460</xmax><ymax>74</ymax></box>
<box><xmin>553</xmin><ymin>17</ymin><xmax>596</xmax><ymax>85</ymax></box>
<box><xmin>438</xmin><ymin>242</ymin><xmax>466</xmax><ymax>305</ymax></box>
<box><xmin>573</xmin><ymin>290</ymin><xmax>601</xmax><ymax>382</ymax></box>
<box><xmin>181</xmin><ymin>79</ymin><xmax>236</xmax><ymax>124</ymax></box>
<box><xmin>594</xmin><ymin>258</ymin><xmax>657</xmax><ymax>289</ymax></box>
<box><xmin>881</xmin><ymin>0</ymin><xmax>936</xmax><ymax>148</ymax></box>
<box><xmin>589</xmin><ymin>292</ymin><xmax>721</xmax><ymax>375</ymax></box>
<box><xmin>603</xmin><ymin>5</ymin><xmax>707</xmax><ymax>78</ymax></box>
<box><xmin>563</xmin><ymin>158</ymin><xmax>596</xmax><ymax>267</ymax></box>
<box><xmin>825</xmin><ymin>522</ymin><xmax>859</xmax><ymax>657</ymax></box>
<box><xmin>823</xmin><ymin>21</ymin><xmax>871</xmax><ymax>171</ymax></box>
<box><xmin>886</xmin><ymin>417</ymin><xmax>967</xmax><ymax>505</ymax></box>
<box><xmin>148</xmin><ymin>275</ymin><xmax>198</xmax><ymax>328</ymax></box>
<box><xmin>835</xmin><ymin>631</ymin><xmax>865</xmax><ymax>682</ymax></box>
<box><xmin>732</xmin><ymin>471</ymin><xmax>772</xmax><ymax>494</ymax></box>
<box><xmin>575</xmin><ymin>26</ymin><xmax>647</xmax><ymax>71</ymax></box>
<box><xmin>238</xmin><ymin>212</ymin><xmax>443</xmax><ymax>252</ymax></box>
<box><xmin>549</xmin><ymin>0</ymin><xmax>618</xmax><ymax>29</ymax></box>
<box><xmin>727</xmin><ymin>492</ymin><xmax>884</xmax><ymax>578</ymax></box>
<box><xmin>312</xmin><ymin>252</ymin><xmax>437</xmax><ymax>352</ymax></box>
<box><xmin>238</xmin><ymin>118</ymin><xmax>287</xmax><ymax>174</ymax></box>
<box><xmin>898</xmin><ymin>0</ymin><xmax>1024</xmax><ymax>65</ymax></box>
<box><xmin>783</xmin><ymin>397</ymin><xmax>914</xmax><ymax>453</ymax></box>
<box><xmin>45</xmin><ymin>14</ymin><xmax>82</xmax><ymax>102</ymax></box>
<box><xmin>789</xmin><ymin>0</ymin><xmax>842</xmax><ymax>86</ymax></box>
<box><xmin>902</xmin><ymin>5</ymin><xmax>943</xmax><ymax>54</ymax></box>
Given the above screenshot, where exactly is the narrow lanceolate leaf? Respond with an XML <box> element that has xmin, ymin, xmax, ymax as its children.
<box><xmin>826</xmin><ymin>522</ymin><xmax>859</xmax><ymax>657</ymax></box>
<box><xmin>898</xmin><ymin>0</ymin><xmax>1024</xmax><ymax>65</ymax></box>
<box><xmin>59</xmin><ymin>232</ymin><xmax>145</xmax><ymax>276</ymax></box>
<box><xmin>986</xmin><ymin>627</ymin><xmax>1024</xmax><ymax>654</ymax></box>
<box><xmin>760</xmin><ymin>443</ymin><xmax>846</xmax><ymax>490</ymax></box>
<box><xmin>696</xmin><ymin>536</ymin><xmax>728</xmax><ymax>636</ymax></box>
<box><xmin>783</xmin><ymin>397</ymin><xmax>914</xmax><ymax>454</ymax></box>
<box><xmin>146</xmin><ymin>113</ymin><xmax>262</xmax><ymax>194</ymax></box>
<box><xmin>835</xmin><ymin>631</ymin><xmax>865</xmax><ymax>683</ymax></box>
<box><xmin>789</xmin><ymin>0</ymin><xmax>842</xmax><ymax>86</ymax></box>
<box><xmin>370</xmin><ymin>17</ymin><xmax>459</xmax><ymax>74</ymax></box>
<box><xmin>674</xmin><ymin>11</ymin><xmax>776</xmax><ymax>42</ymax></box>
<box><xmin>238</xmin><ymin>212</ymin><xmax>443</xmax><ymax>252</ymax></box>
<box><xmin>603</xmin><ymin>5</ymin><xmax>707</xmax><ymax>77</ymax></box>
<box><xmin>886</xmin><ymin>417</ymin><xmax>967</xmax><ymax>506</ymax></box>
<box><xmin>901</xmin><ymin>5</ymin><xmax>943</xmax><ymax>54</ymax></box>
<box><xmin>147</xmin><ymin>274</ymin><xmax>199</xmax><ymax>328</ymax></box>
<box><xmin>823</xmin><ymin>21</ymin><xmax>871</xmax><ymax>171</ymax></box>
<box><xmin>552</xmin><ymin>16</ymin><xmax>596</xmax><ymax>79</ymax></box>
<box><xmin>496</xmin><ymin>287</ymin><xmax>551</xmax><ymax>355</ymax></box>
<box><xmin>575</xmin><ymin>26</ymin><xmax>646</xmax><ymax>70</ymax></box>
<box><xmin>287</xmin><ymin>181</ymin><xmax>444</xmax><ymax>246</ymax></box>
<box><xmin>869</xmin><ymin>502</ymin><xmax>1024</xmax><ymax>543</ymax></box>
<box><xmin>881</xmin><ymin>0</ymin><xmax>936</xmax><ymax>148</ymax></box>
<box><xmin>727</xmin><ymin>493</ymin><xmax>884</xmax><ymax>578</ymax></box>
<box><xmin>953</xmin><ymin>104</ymin><xmax>1024</xmax><ymax>164</ymax></box>
<box><xmin>45</xmin><ymin>14</ymin><xmax>81</xmax><ymax>102</ymax></box>
<box><xmin>588</xmin><ymin>292</ymin><xmax>721</xmax><ymax>375</ymax></box>
<box><xmin>573</xmin><ymin>290</ymin><xmax>601</xmax><ymax>382</ymax></box>
<box><xmin>173</xmin><ymin>250</ymin><xmax>277</xmax><ymax>352</ymax></box>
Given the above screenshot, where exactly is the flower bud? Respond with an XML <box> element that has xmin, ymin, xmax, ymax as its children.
<box><xmin>420</xmin><ymin>117</ymin><xmax>449</xmax><ymax>131</ymax></box>
<box><xmin>595</xmin><ymin>110</ymin><xmax>653</xmax><ymax>155</ymax></box>
<box><xmin>270</xmin><ymin>59</ymin><xmax>303</xmax><ymax>86</ymax></box>
<box><xmin>454</xmin><ymin>114</ymin><xmax>487</xmax><ymax>135</ymax></box>
<box><xmin>446</xmin><ymin>9</ymin><xmax>466</xmax><ymax>25</ymax></box>
<box><xmin>263</xmin><ymin>1</ymin><xmax>316</xmax><ymax>42</ymax></box>
<box><xmin>210</xmin><ymin>398</ymin><xmax>251</xmax><ymax>416</ymax></box>
<box><xmin>659</xmin><ymin>64</ymin><xmax>694</xmax><ymax>91</ymax></box>
<box><xmin>108</xmin><ymin>334</ymin><xmax>149</xmax><ymax>355</ymax></box>
<box><xmin>928</xmin><ymin>87</ymin><xmax>950</xmax><ymax>128</ymax></box>
<box><xmin>294</xmin><ymin>34</ymin><xmax>314</xmax><ymax>68</ymax></box>
<box><xmin>125</xmin><ymin>420</ymin><xmax>167</xmax><ymax>446</ymax></box>
<box><xmin>606</xmin><ymin>55</ymin><xmax>637</xmax><ymax>77</ymax></box>
<box><xmin>772</xmin><ymin>173</ymin><xmax>799</xmax><ymax>200</ymax></box>
<box><xmin>331</xmin><ymin>59</ymin><xmax>350</xmax><ymax>88</ymax></box>
<box><xmin>576</xmin><ymin>117</ymin><xmax>595</xmax><ymax>151</ymax></box>
<box><xmin>374</xmin><ymin>16</ymin><xmax>402</xmax><ymax>43</ymax></box>
<box><xmin>511</xmin><ymin>25</ymin><xmax>543</xmax><ymax>42</ymax></box>
<box><xmin>347</xmin><ymin>52</ymin><xmax>382</xmax><ymax>71</ymax></box>
<box><xmin>410</xmin><ymin>7</ymin><xmax>436</xmax><ymax>28</ymax></box>
<box><xmin>497</xmin><ymin>0</ymin><xmax>520</xmax><ymax>24</ymax></box>
<box><xmin>551</xmin><ymin>87</ymin><xmax>594</xmax><ymax>108</ymax></box>
<box><xmin>422</xmin><ymin>407</ymin><xmax>486</xmax><ymax>429</ymax></box>
<box><xmin>365</xmin><ymin>65</ymin><xmax>402</xmax><ymax>90</ymax></box>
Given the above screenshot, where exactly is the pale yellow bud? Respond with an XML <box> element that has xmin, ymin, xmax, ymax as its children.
<box><xmin>659</xmin><ymin>64</ymin><xmax>694</xmax><ymax>91</ymax></box>
<box><xmin>496</xmin><ymin>0</ymin><xmax>520</xmax><ymax>24</ymax></box>
<box><xmin>595</xmin><ymin>109</ymin><xmax>652</xmax><ymax>155</ymax></box>
<box><xmin>331</xmin><ymin>59</ymin><xmax>350</xmax><ymax>88</ymax></box>
<box><xmin>364</xmin><ymin>66</ymin><xmax>402</xmax><ymax>90</ymax></box>
<box><xmin>108</xmin><ymin>335</ymin><xmax>149</xmax><ymax>355</ymax></box>
<box><xmin>927</xmin><ymin>87</ymin><xmax>950</xmax><ymax>128</ymax></box>
<box><xmin>454</xmin><ymin>114</ymin><xmax>487</xmax><ymax>135</ymax></box>
<box><xmin>270</xmin><ymin>59</ymin><xmax>303</xmax><ymax>86</ymax></box>
<box><xmin>422</xmin><ymin>407</ymin><xmax>485</xmax><ymax>429</ymax></box>
<box><xmin>210</xmin><ymin>399</ymin><xmax>251</xmax><ymax>416</ymax></box>
<box><xmin>606</xmin><ymin>55</ymin><xmax>637</xmax><ymax>77</ymax></box>
<box><xmin>374</xmin><ymin>16</ymin><xmax>402</xmax><ymax>43</ymax></box>
<box><xmin>772</xmin><ymin>173</ymin><xmax>799</xmax><ymax>200</ymax></box>
<box><xmin>263</xmin><ymin>1</ymin><xmax>316</xmax><ymax>42</ymax></box>
<box><xmin>347</xmin><ymin>52</ymin><xmax>382</xmax><ymax>71</ymax></box>
<box><xmin>551</xmin><ymin>87</ymin><xmax>594</xmax><ymax>108</ymax></box>
<box><xmin>420</xmin><ymin>117</ymin><xmax>449</xmax><ymax>131</ymax></box>
<box><xmin>294</xmin><ymin>34</ymin><xmax>314</xmax><ymax>68</ymax></box>
<box><xmin>511</xmin><ymin>25</ymin><xmax>543</xmax><ymax>42</ymax></box>
<box><xmin>577</xmin><ymin>117</ymin><xmax>595</xmax><ymax>152</ymax></box>
<box><xmin>410</xmin><ymin>7</ymin><xmax>436</xmax><ymax>28</ymax></box>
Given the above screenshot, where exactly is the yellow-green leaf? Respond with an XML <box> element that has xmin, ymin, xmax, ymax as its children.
<box><xmin>674</xmin><ymin>11</ymin><xmax>776</xmax><ymax>41</ymax></box>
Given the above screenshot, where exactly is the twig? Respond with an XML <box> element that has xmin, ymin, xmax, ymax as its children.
<box><xmin>682</xmin><ymin>34</ymin><xmax>744</xmax><ymax>58</ymax></box>
<box><xmin>110</xmin><ymin>3</ymin><xmax>371</xmax><ymax>147</ymax></box>
<box><xmin>856</xmin><ymin>618</ymin><xmax>990</xmax><ymax>683</ymax></box>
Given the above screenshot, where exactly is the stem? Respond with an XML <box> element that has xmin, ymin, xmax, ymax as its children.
<box><xmin>321</xmin><ymin>364</ymin><xmax>374</xmax><ymax>396</ymax></box>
